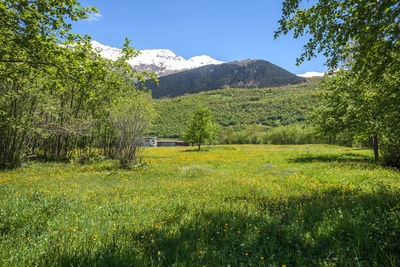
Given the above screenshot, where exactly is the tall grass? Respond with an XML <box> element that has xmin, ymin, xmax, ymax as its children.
<box><xmin>1</xmin><ymin>145</ymin><xmax>399</xmax><ymax>266</ymax></box>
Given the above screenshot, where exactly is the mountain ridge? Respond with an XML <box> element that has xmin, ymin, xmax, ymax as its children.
<box><xmin>142</xmin><ymin>59</ymin><xmax>306</xmax><ymax>98</ymax></box>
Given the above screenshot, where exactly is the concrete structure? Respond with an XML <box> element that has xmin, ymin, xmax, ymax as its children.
<box><xmin>143</xmin><ymin>137</ymin><xmax>157</xmax><ymax>147</ymax></box>
<box><xmin>156</xmin><ymin>140</ymin><xmax>189</xmax><ymax>147</ymax></box>
<box><xmin>142</xmin><ymin>137</ymin><xmax>189</xmax><ymax>147</ymax></box>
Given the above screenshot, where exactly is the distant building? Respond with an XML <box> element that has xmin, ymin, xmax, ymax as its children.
<box><xmin>143</xmin><ymin>137</ymin><xmax>157</xmax><ymax>147</ymax></box>
<box><xmin>142</xmin><ymin>137</ymin><xmax>189</xmax><ymax>147</ymax></box>
<box><xmin>156</xmin><ymin>140</ymin><xmax>189</xmax><ymax>147</ymax></box>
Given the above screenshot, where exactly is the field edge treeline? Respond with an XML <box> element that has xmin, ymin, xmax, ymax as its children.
<box><xmin>0</xmin><ymin>1</ymin><xmax>155</xmax><ymax>169</ymax></box>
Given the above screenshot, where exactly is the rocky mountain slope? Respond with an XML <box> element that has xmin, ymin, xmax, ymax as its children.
<box><xmin>141</xmin><ymin>59</ymin><xmax>306</xmax><ymax>98</ymax></box>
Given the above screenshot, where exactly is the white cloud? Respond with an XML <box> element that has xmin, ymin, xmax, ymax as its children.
<box><xmin>297</xmin><ymin>71</ymin><xmax>325</xmax><ymax>78</ymax></box>
<box><xmin>87</xmin><ymin>13</ymin><xmax>101</xmax><ymax>22</ymax></box>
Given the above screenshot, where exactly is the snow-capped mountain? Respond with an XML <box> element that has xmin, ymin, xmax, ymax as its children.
<box><xmin>297</xmin><ymin>71</ymin><xmax>325</xmax><ymax>78</ymax></box>
<box><xmin>91</xmin><ymin>41</ymin><xmax>224</xmax><ymax>76</ymax></box>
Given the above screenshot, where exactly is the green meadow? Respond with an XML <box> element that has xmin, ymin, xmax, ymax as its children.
<box><xmin>1</xmin><ymin>145</ymin><xmax>400</xmax><ymax>266</ymax></box>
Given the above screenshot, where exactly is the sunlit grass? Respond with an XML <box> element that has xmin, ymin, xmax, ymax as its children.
<box><xmin>1</xmin><ymin>145</ymin><xmax>399</xmax><ymax>266</ymax></box>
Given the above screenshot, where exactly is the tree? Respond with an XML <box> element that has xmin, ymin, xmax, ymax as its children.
<box><xmin>0</xmin><ymin>0</ymin><xmax>99</xmax><ymax>66</ymax></box>
<box><xmin>109</xmin><ymin>85</ymin><xmax>155</xmax><ymax>169</ymax></box>
<box><xmin>275</xmin><ymin>0</ymin><xmax>400</xmax><ymax>73</ymax></box>
<box><xmin>184</xmin><ymin>106</ymin><xmax>216</xmax><ymax>151</ymax></box>
<box><xmin>0</xmin><ymin>0</ymin><xmax>106</xmax><ymax>167</ymax></box>
<box><xmin>310</xmin><ymin>70</ymin><xmax>383</xmax><ymax>160</ymax></box>
<box><xmin>0</xmin><ymin>0</ymin><xmax>156</xmax><ymax>168</ymax></box>
<box><xmin>275</xmin><ymin>0</ymin><xmax>400</xmax><ymax>165</ymax></box>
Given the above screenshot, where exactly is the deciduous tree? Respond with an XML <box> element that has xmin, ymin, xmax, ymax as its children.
<box><xmin>109</xmin><ymin>85</ymin><xmax>155</xmax><ymax>169</ymax></box>
<box><xmin>0</xmin><ymin>0</ymin><xmax>156</xmax><ymax>168</ymax></box>
<box><xmin>276</xmin><ymin>0</ymin><xmax>400</xmax><ymax>165</ymax></box>
<box><xmin>184</xmin><ymin>106</ymin><xmax>216</xmax><ymax>151</ymax></box>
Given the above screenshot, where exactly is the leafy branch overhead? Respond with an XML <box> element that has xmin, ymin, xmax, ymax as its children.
<box><xmin>275</xmin><ymin>0</ymin><xmax>400</xmax><ymax>74</ymax></box>
<box><xmin>0</xmin><ymin>0</ymin><xmax>97</xmax><ymax>65</ymax></box>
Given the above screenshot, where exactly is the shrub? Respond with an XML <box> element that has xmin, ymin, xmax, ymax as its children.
<box><xmin>264</xmin><ymin>124</ymin><xmax>319</xmax><ymax>145</ymax></box>
<box><xmin>110</xmin><ymin>91</ymin><xmax>155</xmax><ymax>169</ymax></box>
<box><xmin>250</xmin><ymin>134</ymin><xmax>261</xmax><ymax>144</ymax></box>
<box><xmin>70</xmin><ymin>148</ymin><xmax>105</xmax><ymax>165</ymax></box>
<box><xmin>380</xmin><ymin>137</ymin><xmax>400</xmax><ymax>168</ymax></box>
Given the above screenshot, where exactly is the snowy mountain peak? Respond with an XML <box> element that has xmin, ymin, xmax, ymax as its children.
<box><xmin>90</xmin><ymin>41</ymin><xmax>224</xmax><ymax>76</ymax></box>
<box><xmin>297</xmin><ymin>71</ymin><xmax>325</xmax><ymax>78</ymax></box>
<box><xmin>188</xmin><ymin>55</ymin><xmax>220</xmax><ymax>65</ymax></box>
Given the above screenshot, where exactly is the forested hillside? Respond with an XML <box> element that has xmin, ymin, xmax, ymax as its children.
<box><xmin>142</xmin><ymin>59</ymin><xmax>306</xmax><ymax>98</ymax></box>
<box><xmin>150</xmin><ymin>80</ymin><xmax>321</xmax><ymax>138</ymax></box>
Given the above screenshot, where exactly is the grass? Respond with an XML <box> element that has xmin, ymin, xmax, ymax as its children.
<box><xmin>1</xmin><ymin>144</ymin><xmax>400</xmax><ymax>266</ymax></box>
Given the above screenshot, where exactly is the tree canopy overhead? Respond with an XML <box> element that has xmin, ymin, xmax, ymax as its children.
<box><xmin>0</xmin><ymin>0</ymin><xmax>98</xmax><ymax>66</ymax></box>
<box><xmin>275</xmin><ymin>0</ymin><xmax>400</xmax><ymax>74</ymax></box>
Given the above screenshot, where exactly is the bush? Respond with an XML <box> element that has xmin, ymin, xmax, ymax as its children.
<box><xmin>380</xmin><ymin>137</ymin><xmax>400</xmax><ymax>168</ymax></box>
<box><xmin>235</xmin><ymin>131</ymin><xmax>251</xmax><ymax>144</ymax></box>
<box><xmin>264</xmin><ymin>125</ymin><xmax>319</xmax><ymax>145</ymax></box>
<box><xmin>70</xmin><ymin>148</ymin><xmax>105</xmax><ymax>165</ymax></box>
<box><xmin>110</xmin><ymin>91</ymin><xmax>155</xmax><ymax>169</ymax></box>
<box><xmin>250</xmin><ymin>134</ymin><xmax>261</xmax><ymax>144</ymax></box>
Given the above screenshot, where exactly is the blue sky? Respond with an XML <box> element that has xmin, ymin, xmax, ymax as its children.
<box><xmin>73</xmin><ymin>0</ymin><xmax>325</xmax><ymax>74</ymax></box>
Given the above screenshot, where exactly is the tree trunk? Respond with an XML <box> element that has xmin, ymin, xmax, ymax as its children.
<box><xmin>198</xmin><ymin>144</ymin><xmax>201</xmax><ymax>151</ymax></box>
<box><xmin>372</xmin><ymin>135</ymin><xmax>379</xmax><ymax>161</ymax></box>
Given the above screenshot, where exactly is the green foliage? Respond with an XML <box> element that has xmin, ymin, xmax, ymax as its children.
<box><xmin>152</xmin><ymin>81</ymin><xmax>322</xmax><ymax>139</ymax></box>
<box><xmin>0</xmin><ymin>0</ymin><xmax>156</xmax><ymax>168</ymax></box>
<box><xmin>216</xmin><ymin>123</ymin><xmax>352</xmax><ymax>146</ymax></box>
<box><xmin>184</xmin><ymin>106</ymin><xmax>217</xmax><ymax>150</ymax></box>
<box><xmin>380</xmin><ymin>137</ymin><xmax>400</xmax><ymax>168</ymax></box>
<box><xmin>1</xmin><ymin>145</ymin><xmax>400</xmax><ymax>265</ymax></box>
<box><xmin>110</xmin><ymin>90</ymin><xmax>155</xmax><ymax>169</ymax></box>
<box><xmin>311</xmin><ymin>69</ymin><xmax>400</xmax><ymax>163</ymax></box>
<box><xmin>310</xmin><ymin>71</ymin><xmax>372</xmax><ymax>149</ymax></box>
<box><xmin>275</xmin><ymin>0</ymin><xmax>400</xmax><ymax>73</ymax></box>
<box><xmin>0</xmin><ymin>0</ymin><xmax>97</xmax><ymax>168</ymax></box>
<box><xmin>276</xmin><ymin>0</ymin><xmax>400</xmax><ymax>166</ymax></box>
<box><xmin>0</xmin><ymin>0</ymin><xmax>98</xmax><ymax>66</ymax></box>
<box><xmin>70</xmin><ymin>148</ymin><xmax>105</xmax><ymax>165</ymax></box>
<box><xmin>264</xmin><ymin>124</ymin><xmax>316</xmax><ymax>145</ymax></box>
<box><xmin>142</xmin><ymin>60</ymin><xmax>305</xmax><ymax>98</ymax></box>
<box><xmin>218</xmin><ymin>124</ymin><xmax>264</xmax><ymax>145</ymax></box>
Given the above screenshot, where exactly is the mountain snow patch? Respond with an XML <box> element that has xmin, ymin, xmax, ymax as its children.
<box><xmin>90</xmin><ymin>41</ymin><xmax>223</xmax><ymax>76</ymax></box>
<box><xmin>297</xmin><ymin>71</ymin><xmax>325</xmax><ymax>78</ymax></box>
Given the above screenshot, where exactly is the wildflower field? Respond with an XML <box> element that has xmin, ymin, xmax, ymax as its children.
<box><xmin>1</xmin><ymin>145</ymin><xmax>400</xmax><ymax>266</ymax></box>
